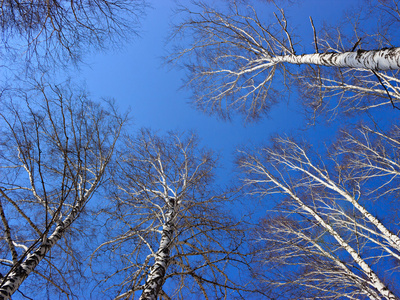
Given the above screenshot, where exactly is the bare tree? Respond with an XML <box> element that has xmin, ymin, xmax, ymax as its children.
<box><xmin>254</xmin><ymin>213</ymin><xmax>383</xmax><ymax>299</ymax></box>
<box><xmin>297</xmin><ymin>0</ymin><xmax>400</xmax><ymax>120</ymax></box>
<box><xmin>170</xmin><ymin>0</ymin><xmax>400</xmax><ymax>121</ymax></box>
<box><xmin>0</xmin><ymin>80</ymin><xmax>125</xmax><ymax>299</ymax></box>
<box><xmin>90</xmin><ymin>129</ymin><xmax>258</xmax><ymax>300</ymax></box>
<box><xmin>0</xmin><ymin>0</ymin><xmax>148</xmax><ymax>69</ymax></box>
<box><xmin>334</xmin><ymin>124</ymin><xmax>400</xmax><ymax>200</ymax></box>
<box><xmin>237</xmin><ymin>129</ymin><xmax>400</xmax><ymax>299</ymax></box>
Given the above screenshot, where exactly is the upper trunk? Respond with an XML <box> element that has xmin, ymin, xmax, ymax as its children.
<box><xmin>139</xmin><ymin>198</ymin><xmax>177</xmax><ymax>300</ymax></box>
<box><xmin>259</xmin><ymin>168</ymin><xmax>397</xmax><ymax>300</ymax></box>
<box><xmin>0</xmin><ymin>175</ymin><xmax>103</xmax><ymax>299</ymax></box>
<box><xmin>0</xmin><ymin>222</ymin><xmax>65</xmax><ymax>299</ymax></box>
<box><xmin>271</xmin><ymin>47</ymin><xmax>400</xmax><ymax>71</ymax></box>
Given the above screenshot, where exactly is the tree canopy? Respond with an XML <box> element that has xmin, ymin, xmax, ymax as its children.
<box><xmin>1</xmin><ymin>0</ymin><xmax>400</xmax><ymax>299</ymax></box>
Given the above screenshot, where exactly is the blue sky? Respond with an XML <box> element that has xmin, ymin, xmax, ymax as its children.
<box><xmin>3</xmin><ymin>0</ymin><xmax>400</xmax><ymax>298</ymax></box>
<box><xmin>77</xmin><ymin>0</ymin><xmax>400</xmax><ymax>193</ymax></box>
<box><xmin>79</xmin><ymin>0</ymin><xmax>352</xmax><ymax>182</ymax></box>
<box><xmin>78</xmin><ymin>1</ymin><xmax>369</xmax><ymax>186</ymax></box>
<box><xmin>73</xmin><ymin>2</ymin><xmax>400</xmax><ymax>294</ymax></box>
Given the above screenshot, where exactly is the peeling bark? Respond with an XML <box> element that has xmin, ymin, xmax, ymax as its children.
<box><xmin>173</xmin><ymin>2</ymin><xmax>400</xmax><ymax>120</ymax></box>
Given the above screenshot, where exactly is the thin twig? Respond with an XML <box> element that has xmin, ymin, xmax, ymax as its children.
<box><xmin>274</xmin><ymin>9</ymin><xmax>295</xmax><ymax>54</ymax></box>
<box><xmin>309</xmin><ymin>16</ymin><xmax>318</xmax><ymax>53</ymax></box>
<box><xmin>372</xmin><ymin>70</ymin><xmax>400</xmax><ymax>110</ymax></box>
<box><xmin>351</xmin><ymin>38</ymin><xmax>362</xmax><ymax>52</ymax></box>
<box><xmin>16</xmin><ymin>288</ymin><xmax>34</xmax><ymax>300</ymax></box>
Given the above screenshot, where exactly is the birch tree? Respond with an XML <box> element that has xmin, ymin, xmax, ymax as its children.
<box><xmin>297</xmin><ymin>0</ymin><xmax>400</xmax><ymax>120</ymax></box>
<box><xmin>0</xmin><ymin>0</ymin><xmax>147</xmax><ymax>69</ymax></box>
<box><xmin>90</xmin><ymin>129</ymin><xmax>258</xmax><ymax>300</ymax></box>
<box><xmin>0</xmin><ymin>80</ymin><xmax>125</xmax><ymax>299</ymax></box>
<box><xmin>334</xmin><ymin>124</ymin><xmax>400</xmax><ymax>201</ymax></box>
<box><xmin>254</xmin><ymin>214</ymin><xmax>384</xmax><ymax>299</ymax></box>
<box><xmin>237</xmin><ymin>128</ymin><xmax>400</xmax><ymax>299</ymax></box>
<box><xmin>170</xmin><ymin>0</ymin><xmax>400</xmax><ymax>121</ymax></box>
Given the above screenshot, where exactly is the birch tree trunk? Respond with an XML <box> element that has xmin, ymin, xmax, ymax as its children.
<box><xmin>265</xmin><ymin>136</ymin><xmax>400</xmax><ymax>253</ymax></box>
<box><xmin>257</xmin><ymin>215</ymin><xmax>385</xmax><ymax>299</ymax></box>
<box><xmin>0</xmin><ymin>184</ymin><xmax>99</xmax><ymax>299</ymax></box>
<box><xmin>238</xmin><ymin>137</ymin><xmax>400</xmax><ymax>299</ymax></box>
<box><xmin>171</xmin><ymin>0</ymin><xmax>400</xmax><ymax>120</ymax></box>
<box><xmin>266</xmin><ymin>171</ymin><xmax>396</xmax><ymax>300</ymax></box>
<box><xmin>140</xmin><ymin>198</ymin><xmax>177</xmax><ymax>300</ymax></box>
<box><xmin>90</xmin><ymin>130</ymin><xmax>255</xmax><ymax>299</ymax></box>
<box><xmin>270</xmin><ymin>48</ymin><xmax>400</xmax><ymax>71</ymax></box>
<box><xmin>0</xmin><ymin>81</ymin><xmax>124</xmax><ymax>299</ymax></box>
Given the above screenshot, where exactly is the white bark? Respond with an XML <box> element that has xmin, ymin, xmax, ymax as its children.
<box><xmin>95</xmin><ymin>131</ymin><xmax>252</xmax><ymax>299</ymax></box>
<box><xmin>270</xmin><ymin>174</ymin><xmax>396</xmax><ymax>300</ymax></box>
<box><xmin>260</xmin><ymin>218</ymin><xmax>382</xmax><ymax>299</ymax></box>
<box><xmin>239</xmin><ymin>152</ymin><xmax>397</xmax><ymax>299</ymax></box>
<box><xmin>0</xmin><ymin>173</ymin><xmax>104</xmax><ymax>300</ymax></box>
<box><xmin>0</xmin><ymin>84</ymin><xmax>124</xmax><ymax>299</ymax></box>
<box><xmin>266</xmin><ymin>140</ymin><xmax>400</xmax><ymax>253</ymax></box>
<box><xmin>139</xmin><ymin>198</ymin><xmax>177</xmax><ymax>300</ymax></box>
<box><xmin>173</xmin><ymin>1</ymin><xmax>400</xmax><ymax>120</ymax></box>
<box><xmin>268</xmin><ymin>48</ymin><xmax>400</xmax><ymax>71</ymax></box>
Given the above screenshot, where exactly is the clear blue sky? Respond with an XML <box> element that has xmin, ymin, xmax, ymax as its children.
<box><xmin>79</xmin><ymin>0</ymin><xmax>357</xmax><ymax>183</ymax></box>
